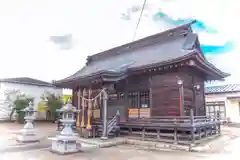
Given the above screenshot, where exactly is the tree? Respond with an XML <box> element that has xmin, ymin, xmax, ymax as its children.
<box><xmin>4</xmin><ymin>89</ymin><xmax>20</xmax><ymax>120</ymax></box>
<box><xmin>4</xmin><ymin>89</ymin><xmax>34</xmax><ymax>122</ymax></box>
<box><xmin>40</xmin><ymin>90</ymin><xmax>63</xmax><ymax>121</ymax></box>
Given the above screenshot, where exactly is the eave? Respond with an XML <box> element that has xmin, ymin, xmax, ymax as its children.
<box><xmin>55</xmin><ymin>51</ymin><xmax>198</xmax><ymax>88</ymax></box>
<box><xmin>55</xmin><ymin>71</ymin><xmax>128</xmax><ymax>88</ymax></box>
<box><xmin>193</xmin><ymin>52</ymin><xmax>230</xmax><ymax>79</ymax></box>
<box><xmin>205</xmin><ymin>91</ymin><xmax>240</xmax><ymax>95</ymax></box>
<box><xmin>129</xmin><ymin>51</ymin><xmax>196</xmax><ymax>73</ymax></box>
<box><xmin>0</xmin><ymin>80</ymin><xmax>57</xmax><ymax>88</ymax></box>
<box><xmin>56</xmin><ymin>50</ymin><xmax>229</xmax><ymax>88</ymax></box>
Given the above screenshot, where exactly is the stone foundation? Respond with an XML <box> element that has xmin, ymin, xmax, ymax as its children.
<box><xmin>16</xmin><ymin>134</ymin><xmax>39</xmax><ymax>143</ymax></box>
<box><xmin>50</xmin><ymin>138</ymin><xmax>80</xmax><ymax>154</ymax></box>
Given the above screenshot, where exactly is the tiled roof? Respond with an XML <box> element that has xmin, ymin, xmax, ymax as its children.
<box><xmin>57</xmin><ymin>22</ymin><xmax>197</xmax><ymax>82</ymax></box>
<box><xmin>56</xmin><ymin>21</ymin><xmax>229</xmax><ymax>85</ymax></box>
<box><xmin>205</xmin><ymin>84</ymin><xmax>240</xmax><ymax>94</ymax></box>
<box><xmin>0</xmin><ymin>77</ymin><xmax>55</xmax><ymax>87</ymax></box>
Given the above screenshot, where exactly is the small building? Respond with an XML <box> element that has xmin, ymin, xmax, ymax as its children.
<box><xmin>205</xmin><ymin>84</ymin><xmax>240</xmax><ymax>123</ymax></box>
<box><xmin>56</xmin><ymin>21</ymin><xmax>229</xmax><ymax>121</ymax></box>
<box><xmin>0</xmin><ymin>77</ymin><xmax>62</xmax><ymax>120</ymax></box>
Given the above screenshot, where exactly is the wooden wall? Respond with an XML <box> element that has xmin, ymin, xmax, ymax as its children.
<box><xmin>71</xmin><ymin>67</ymin><xmax>206</xmax><ymax>120</ymax></box>
<box><xmin>193</xmin><ymin>72</ymin><xmax>206</xmax><ymax>116</ymax></box>
<box><xmin>115</xmin><ymin>75</ymin><xmax>150</xmax><ymax>92</ymax></box>
<box><xmin>150</xmin><ymin>70</ymin><xmax>197</xmax><ymax>116</ymax></box>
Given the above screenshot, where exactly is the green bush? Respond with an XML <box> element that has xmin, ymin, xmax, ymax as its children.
<box><xmin>41</xmin><ymin>91</ymin><xmax>63</xmax><ymax>121</ymax></box>
<box><xmin>14</xmin><ymin>98</ymin><xmax>34</xmax><ymax>123</ymax></box>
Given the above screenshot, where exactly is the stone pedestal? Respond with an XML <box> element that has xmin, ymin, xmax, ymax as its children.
<box><xmin>16</xmin><ymin>102</ymin><xmax>39</xmax><ymax>143</ymax></box>
<box><xmin>49</xmin><ymin>99</ymin><xmax>81</xmax><ymax>154</ymax></box>
<box><xmin>49</xmin><ymin>125</ymin><xmax>80</xmax><ymax>154</ymax></box>
<box><xmin>50</xmin><ymin>137</ymin><xmax>80</xmax><ymax>154</ymax></box>
<box><xmin>16</xmin><ymin>118</ymin><xmax>39</xmax><ymax>143</ymax></box>
<box><xmin>17</xmin><ymin>129</ymin><xmax>39</xmax><ymax>143</ymax></box>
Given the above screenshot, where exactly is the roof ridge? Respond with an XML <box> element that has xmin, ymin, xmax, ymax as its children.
<box><xmin>86</xmin><ymin>21</ymin><xmax>196</xmax><ymax>65</ymax></box>
<box><xmin>0</xmin><ymin>77</ymin><xmax>55</xmax><ymax>87</ymax></box>
<box><xmin>206</xmin><ymin>84</ymin><xmax>240</xmax><ymax>88</ymax></box>
<box><xmin>205</xmin><ymin>84</ymin><xmax>240</xmax><ymax>94</ymax></box>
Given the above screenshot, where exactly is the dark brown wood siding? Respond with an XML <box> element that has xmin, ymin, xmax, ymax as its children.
<box><xmin>193</xmin><ymin>71</ymin><xmax>206</xmax><ymax>116</ymax></box>
<box><xmin>150</xmin><ymin>70</ymin><xmax>196</xmax><ymax>116</ymax></box>
<box><xmin>115</xmin><ymin>75</ymin><xmax>150</xmax><ymax>92</ymax></box>
<box><xmin>71</xmin><ymin>67</ymin><xmax>206</xmax><ymax>119</ymax></box>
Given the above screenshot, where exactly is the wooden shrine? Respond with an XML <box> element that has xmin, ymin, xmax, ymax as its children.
<box><xmin>55</xmin><ymin>21</ymin><xmax>229</xmax><ymax>144</ymax></box>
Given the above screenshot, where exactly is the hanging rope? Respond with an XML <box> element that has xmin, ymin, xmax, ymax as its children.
<box><xmin>79</xmin><ymin>88</ymin><xmax>106</xmax><ymax>101</ymax></box>
<box><xmin>131</xmin><ymin>0</ymin><xmax>147</xmax><ymax>41</ymax></box>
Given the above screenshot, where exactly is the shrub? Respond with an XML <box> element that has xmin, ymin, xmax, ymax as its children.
<box><xmin>4</xmin><ymin>89</ymin><xmax>34</xmax><ymax>123</ymax></box>
<box><xmin>41</xmin><ymin>90</ymin><xmax>63</xmax><ymax>121</ymax></box>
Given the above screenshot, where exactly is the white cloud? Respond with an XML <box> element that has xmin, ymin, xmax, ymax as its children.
<box><xmin>0</xmin><ymin>0</ymin><xmax>238</xmax><ymax>84</ymax></box>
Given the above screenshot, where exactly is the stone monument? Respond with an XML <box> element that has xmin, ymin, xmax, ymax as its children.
<box><xmin>49</xmin><ymin>99</ymin><xmax>80</xmax><ymax>154</ymax></box>
<box><xmin>17</xmin><ymin>101</ymin><xmax>39</xmax><ymax>143</ymax></box>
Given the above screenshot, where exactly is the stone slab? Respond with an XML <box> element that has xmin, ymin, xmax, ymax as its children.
<box><xmin>0</xmin><ymin>141</ymin><xmax>51</xmax><ymax>153</ymax></box>
<box><xmin>16</xmin><ymin>134</ymin><xmax>40</xmax><ymax>143</ymax></box>
<box><xmin>50</xmin><ymin>140</ymin><xmax>80</xmax><ymax>155</ymax></box>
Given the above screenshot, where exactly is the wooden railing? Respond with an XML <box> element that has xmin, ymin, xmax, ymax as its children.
<box><xmin>120</xmin><ymin>110</ymin><xmax>221</xmax><ymax>146</ymax></box>
<box><xmin>130</xmin><ymin>116</ymin><xmax>219</xmax><ymax>125</ymax></box>
<box><xmin>107</xmin><ymin>116</ymin><xmax>117</xmax><ymax>135</ymax></box>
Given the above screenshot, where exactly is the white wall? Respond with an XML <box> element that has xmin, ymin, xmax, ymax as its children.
<box><xmin>206</xmin><ymin>92</ymin><xmax>240</xmax><ymax>123</ymax></box>
<box><xmin>0</xmin><ymin>82</ymin><xmax>4</xmax><ymax>100</ymax></box>
<box><xmin>0</xmin><ymin>82</ymin><xmax>62</xmax><ymax>120</ymax></box>
<box><xmin>0</xmin><ymin>82</ymin><xmax>10</xmax><ymax>120</ymax></box>
<box><xmin>63</xmin><ymin>89</ymin><xmax>72</xmax><ymax>95</ymax></box>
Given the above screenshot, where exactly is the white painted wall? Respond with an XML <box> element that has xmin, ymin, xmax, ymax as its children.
<box><xmin>63</xmin><ymin>89</ymin><xmax>72</xmax><ymax>95</ymax></box>
<box><xmin>206</xmin><ymin>92</ymin><xmax>240</xmax><ymax>123</ymax></box>
<box><xmin>0</xmin><ymin>82</ymin><xmax>62</xmax><ymax>120</ymax></box>
<box><xmin>0</xmin><ymin>82</ymin><xmax>9</xmax><ymax>120</ymax></box>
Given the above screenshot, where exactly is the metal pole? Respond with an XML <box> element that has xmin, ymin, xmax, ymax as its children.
<box><xmin>193</xmin><ymin>87</ymin><xmax>196</xmax><ymax>116</ymax></box>
<box><xmin>179</xmin><ymin>87</ymin><xmax>182</xmax><ymax>116</ymax></box>
<box><xmin>116</xmin><ymin>109</ymin><xmax>120</xmax><ymax>137</ymax></box>
<box><xmin>101</xmin><ymin>90</ymin><xmax>108</xmax><ymax>140</ymax></box>
<box><xmin>181</xmin><ymin>85</ymin><xmax>185</xmax><ymax>116</ymax></box>
<box><xmin>179</xmin><ymin>84</ymin><xmax>184</xmax><ymax>116</ymax></box>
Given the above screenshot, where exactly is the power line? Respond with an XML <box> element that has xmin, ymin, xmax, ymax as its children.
<box><xmin>132</xmin><ymin>0</ymin><xmax>147</xmax><ymax>41</ymax></box>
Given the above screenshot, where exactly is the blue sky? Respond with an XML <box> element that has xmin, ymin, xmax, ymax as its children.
<box><xmin>0</xmin><ymin>0</ymin><xmax>239</xmax><ymax>85</ymax></box>
<box><xmin>153</xmin><ymin>12</ymin><xmax>235</xmax><ymax>55</ymax></box>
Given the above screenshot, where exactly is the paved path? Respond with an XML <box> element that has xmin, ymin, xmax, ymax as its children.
<box><xmin>0</xmin><ymin>123</ymin><xmax>240</xmax><ymax>159</ymax></box>
<box><xmin>0</xmin><ymin>122</ymin><xmax>57</xmax><ymax>149</ymax></box>
<box><xmin>0</xmin><ymin>146</ymin><xmax>213</xmax><ymax>160</ymax></box>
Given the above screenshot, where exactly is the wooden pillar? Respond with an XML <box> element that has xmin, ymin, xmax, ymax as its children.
<box><xmin>101</xmin><ymin>89</ymin><xmax>108</xmax><ymax>140</ymax></box>
<box><xmin>86</xmin><ymin>89</ymin><xmax>92</xmax><ymax>130</ymax></box>
<box><xmin>76</xmin><ymin>89</ymin><xmax>81</xmax><ymax>127</ymax></box>
<box><xmin>192</xmin><ymin>75</ymin><xmax>196</xmax><ymax>116</ymax></box>
<box><xmin>137</xmin><ymin>92</ymin><xmax>140</xmax><ymax>119</ymax></box>
<box><xmin>124</xmin><ymin>79</ymin><xmax>129</xmax><ymax>120</ymax></box>
<box><xmin>71</xmin><ymin>89</ymin><xmax>75</xmax><ymax>106</ymax></box>
<box><xmin>190</xmin><ymin>109</ymin><xmax>195</xmax><ymax>145</ymax></box>
<box><xmin>149</xmin><ymin>76</ymin><xmax>152</xmax><ymax>117</ymax></box>
<box><xmin>81</xmin><ymin>89</ymin><xmax>86</xmax><ymax>128</ymax></box>
<box><xmin>178</xmin><ymin>83</ymin><xmax>184</xmax><ymax>116</ymax></box>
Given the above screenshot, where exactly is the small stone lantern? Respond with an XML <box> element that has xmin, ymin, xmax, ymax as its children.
<box><xmin>49</xmin><ymin>98</ymin><xmax>80</xmax><ymax>154</ymax></box>
<box><xmin>17</xmin><ymin>101</ymin><xmax>39</xmax><ymax>143</ymax></box>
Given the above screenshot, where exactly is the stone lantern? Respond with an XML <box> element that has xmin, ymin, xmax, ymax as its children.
<box><xmin>49</xmin><ymin>98</ymin><xmax>80</xmax><ymax>154</ymax></box>
<box><xmin>17</xmin><ymin>101</ymin><xmax>39</xmax><ymax>143</ymax></box>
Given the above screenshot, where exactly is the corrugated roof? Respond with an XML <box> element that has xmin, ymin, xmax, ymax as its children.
<box><xmin>205</xmin><ymin>84</ymin><xmax>240</xmax><ymax>94</ymax></box>
<box><xmin>0</xmin><ymin>77</ymin><xmax>56</xmax><ymax>87</ymax></box>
